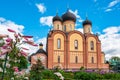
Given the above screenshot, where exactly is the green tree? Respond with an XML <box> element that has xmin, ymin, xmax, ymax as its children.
<box><xmin>29</xmin><ymin>59</ymin><xmax>44</xmax><ymax>80</ymax></box>
<box><xmin>109</xmin><ymin>56</ymin><xmax>120</xmax><ymax>71</ymax></box>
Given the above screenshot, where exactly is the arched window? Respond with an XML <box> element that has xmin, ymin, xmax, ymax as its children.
<box><xmin>90</xmin><ymin>41</ymin><xmax>94</xmax><ymax>50</ymax></box>
<box><xmin>57</xmin><ymin>38</ymin><xmax>61</xmax><ymax>49</ymax></box>
<box><xmin>88</xmin><ymin>28</ymin><xmax>90</xmax><ymax>32</ymax></box>
<box><xmin>57</xmin><ymin>24</ymin><xmax>59</xmax><ymax>30</ymax></box>
<box><xmin>64</xmin><ymin>25</ymin><xmax>66</xmax><ymax>31</ymax></box>
<box><xmin>70</xmin><ymin>24</ymin><xmax>72</xmax><ymax>30</ymax></box>
<box><xmin>74</xmin><ymin>40</ymin><xmax>78</xmax><ymax>49</ymax></box>
<box><xmin>91</xmin><ymin>57</ymin><xmax>94</xmax><ymax>63</ymax></box>
<box><xmin>75</xmin><ymin>56</ymin><xmax>78</xmax><ymax>63</ymax></box>
<box><xmin>58</xmin><ymin>56</ymin><xmax>60</xmax><ymax>63</ymax></box>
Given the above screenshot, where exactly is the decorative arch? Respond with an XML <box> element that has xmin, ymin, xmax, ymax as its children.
<box><xmin>86</xmin><ymin>34</ymin><xmax>100</xmax><ymax>43</ymax></box>
<box><xmin>68</xmin><ymin>30</ymin><xmax>85</xmax><ymax>40</ymax></box>
<box><xmin>51</xmin><ymin>30</ymin><xmax>66</xmax><ymax>39</ymax></box>
<box><xmin>68</xmin><ymin>30</ymin><xmax>85</xmax><ymax>51</ymax></box>
<box><xmin>86</xmin><ymin>35</ymin><xmax>97</xmax><ymax>52</ymax></box>
<box><xmin>52</xmin><ymin>30</ymin><xmax>66</xmax><ymax>50</ymax></box>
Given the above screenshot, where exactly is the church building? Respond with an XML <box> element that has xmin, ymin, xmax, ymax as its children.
<box><xmin>29</xmin><ymin>9</ymin><xmax>109</xmax><ymax>70</ymax></box>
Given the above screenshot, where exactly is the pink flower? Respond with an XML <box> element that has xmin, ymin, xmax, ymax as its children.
<box><xmin>22</xmin><ymin>47</ymin><xmax>29</xmax><ymax>50</ymax></box>
<box><xmin>22</xmin><ymin>36</ymin><xmax>33</xmax><ymax>38</ymax></box>
<box><xmin>14</xmin><ymin>33</ymin><xmax>18</xmax><ymax>38</ymax></box>
<box><xmin>7</xmin><ymin>29</ymin><xmax>16</xmax><ymax>33</ymax></box>
<box><xmin>0</xmin><ymin>34</ymin><xmax>8</xmax><ymax>38</ymax></box>
<box><xmin>6</xmin><ymin>38</ymin><xmax>12</xmax><ymax>42</ymax></box>
<box><xmin>0</xmin><ymin>50</ymin><xmax>8</xmax><ymax>57</ymax></box>
<box><xmin>31</xmin><ymin>44</ymin><xmax>38</xmax><ymax>46</ymax></box>
<box><xmin>24</xmin><ymin>40</ymin><xmax>34</xmax><ymax>45</ymax></box>
<box><xmin>20</xmin><ymin>50</ymin><xmax>28</xmax><ymax>56</ymax></box>
<box><xmin>2</xmin><ymin>45</ymin><xmax>8</xmax><ymax>49</ymax></box>
<box><xmin>18</xmin><ymin>53</ymin><xmax>21</xmax><ymax>57</ymax></box>
<box><xmin>13</xmin><ymin>67</ymin><xmax>19</xmax><ymax>72</ymax></box>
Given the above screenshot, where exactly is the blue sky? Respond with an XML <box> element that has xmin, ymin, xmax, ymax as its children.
<box><xmin>0</xmin><ymin>0</ymin><xmax>120</xmax><ymax>59</ymax></box>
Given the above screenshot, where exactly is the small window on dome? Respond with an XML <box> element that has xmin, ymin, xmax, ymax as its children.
<box><xmin>57</xmin><ymin>24</ymin><xmax>59</xmax><ymax>30</ymax></box>
<box><xmin>64</xmin><ymin>25</ymin><xmax>66</xmax><ymax>31</ymax></box>
<box><xmin>70</xmin><ymin>24</ymin><xmax>72</xmax><ymax>30</ymax></box>
<box><xmin>88</xmin><ymin>28</ymin><xmax>91</xmax><ymax>32</ymax></box>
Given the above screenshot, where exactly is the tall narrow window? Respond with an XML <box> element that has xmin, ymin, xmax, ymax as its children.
<box><xmin>58</xmin><ymin>56</ymin><xmax>60</xmax><ymax>63</ymax></box>
<box><xmin>57</xmin><ymin>38</ymin><xmax>61</xmax><ymax>49</ymax></box>
<box><xmin>88</xmin><ymin>28</ymin><xmax>90</xmax><ymax>32</ymax></box>
<box><xmin>74</xmin><ymin>40</ymin><xmax>78</xmax><ymax>49</ymax></box>
<box><xmin>91</xmin><ymin>57</ymin><xmax>94</xmax><ymax>63</ymax></box>
<box><xmin>75</xmin><ymin>56</ymin><xmax>78</xmax><ymax>63</ymax></box>
<box><xmin>90</xmin><ymin>41</ymin><xmax>94</xmax><ymax>50</ymax></box>
<box><xmin>57</xmin><ymin>24</ymin><xmax>59</xmax><ymax>30</ymax></box>
<box><xmin>64</xmin><ymin>25</ymin><xmax>66</xmax><ymax>31</ymax></box>
<box><xmin>70</xmin><ymin>24</ymin><xmax>72</xmax><ymax>30</ymax></box>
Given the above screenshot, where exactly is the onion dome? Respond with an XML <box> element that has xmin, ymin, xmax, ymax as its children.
<box><xmin>36</xmin><ymin>49</ymin><xmax>46</xmax><ymax>55</ymax></box>
<box><xmin>82</xmin><ymin>18</ymin><xmax>92</xmax><ymax>26</ymax></box>
<box><xmin>53</xmin><ymin>14</ymin><xmax>62</xmax><ymax>22</ymax></box>
<box><xmin>39</xmin><ymin>43</ymin><xmax>43</xmax><ymax>46</ymax></box>
<box><xmin>62</xmin><ymin>10</ymin><xmax>76</xmax><ymax>22</ymax></box>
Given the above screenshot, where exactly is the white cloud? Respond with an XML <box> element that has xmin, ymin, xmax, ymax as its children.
<box><xmin>105</xmin><ymin>9</ymin><xmax>112</xmax><ymax>12</ymax></box>
<box><xmin>36</xmin><ymin>3</ymin><xmax>46</xmax><ymax>14</ymax></box>
<box><xmin>108</xmin><ymin>0</ymin><xmax>120</xmax><ymax>8</ymax></box>
<box><xmin>105</xmin><ymin>0</ymin><xmax>120</xmax><ymax>12</ymax></box>
<box><xmin>99</xmin><ymin>26</ymin><xmax>120</xmax><ymax>60</ymax></box>
<box><xmin>0</xmin><ymin>17</ymin><xmax>24</xmax><ymax>38</ymax></box>
<box><xmin>69</xmin><ymin>9</ymin><xmax>83</xmax><ymax>22</ymax></box>
<box><xmin>76</xmin><ymin>28</ymin><xmax>83</xmax><ymax>33</ymax></box>
<box><xmin>40</xmin><ymin>16</ymin><xmax>53</xmax><ymax>27</ymax></box>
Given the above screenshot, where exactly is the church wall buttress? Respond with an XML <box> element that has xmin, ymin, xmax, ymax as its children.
<box><xmin>47</xmin><ymin>38</ymin><xmax>53</xmax><ymax>69</ymax></box>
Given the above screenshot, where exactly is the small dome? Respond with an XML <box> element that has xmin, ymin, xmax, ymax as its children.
<box><xmin>82</xmin><ymin>19</ymin><xmax>92</xmax><ymax>26</ymax></box>
<box><xmin>39</xmin><ymin>43</ymin><xmax>43</xmax><ymax>46</ymax></box>
<box><xmin>62</xmin><ymin>10</ymin><xmax>76</xmax><ymax>22</ymax></box>
<box><xmin>36</xmin><ymin>49</ymin><xmax>47</xmax><ymax>55</ymax></box>
<box><xmin>53</xmin><ymin>15</ymin><xmax>62</xmax><ymax>22</ymax></box>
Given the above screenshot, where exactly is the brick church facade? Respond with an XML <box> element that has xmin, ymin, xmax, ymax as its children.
<box><xmin>29</xmin><ymin>9</ymin><xmax>109</xmax><ymax>70</ymax></box>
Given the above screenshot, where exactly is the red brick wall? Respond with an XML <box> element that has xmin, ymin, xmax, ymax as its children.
<box><xmin>47</xmin><ymin>30</ymin><xmax>109</xmax><ymax>69</ymax></box>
